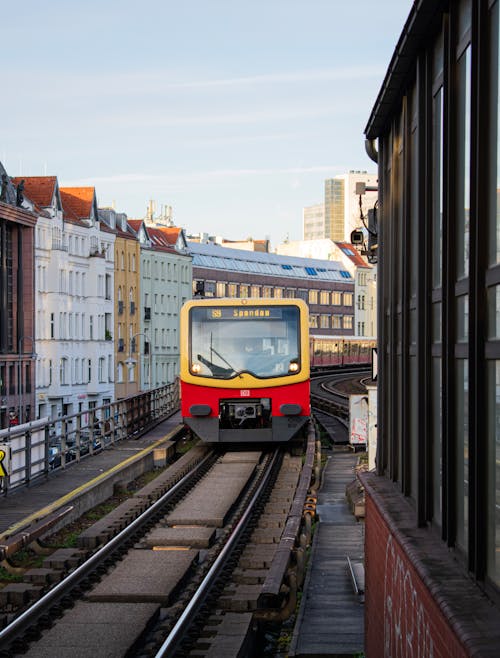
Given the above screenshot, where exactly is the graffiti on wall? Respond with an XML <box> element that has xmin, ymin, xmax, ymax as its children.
<box><xmin>384</xmin><ymin>534</ymin><xmax>434</xmax><ymax>658</ymax></box>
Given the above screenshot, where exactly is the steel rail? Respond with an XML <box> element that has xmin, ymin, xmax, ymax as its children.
<box><xmin>0</xmin><ymin>450</ymin><xmax>216</xmax><ymax>652</ymax></box>
<box><xmin>154</xmin><ymin>449</ymin><xmax>281</xmax><ymax>658</ymax></box>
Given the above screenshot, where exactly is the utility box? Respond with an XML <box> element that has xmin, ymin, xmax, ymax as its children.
<box><xmin>349</xmin><ymin>394</ymin><xmax>368</xmax><ymax>450</ymax></box>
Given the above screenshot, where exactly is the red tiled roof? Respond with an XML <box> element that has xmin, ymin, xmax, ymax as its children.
<box><xmin>335</xmin><ymin>242</ymin><xmax>371</xmax><ymax>268</ymax></box>
<box><xmin>146</xmin><ymin>226</ymin><xmax>176</xmax><ymax>252</ymax></box>
<box><xmin>127</xmin><ymin>219</ymin><xmax>144</xmax><ymax>233</ymax></box>
<box><xmin>99</xmin><ymin>223</ymin><xmax>115</xmax><ymax>235</ymax></box>
<box><xmin>60</xmin><ymin>187</ymin><xmax>95</xmax><ymax>221</ymax></box>
<box><xmin>11</xmin><ymin>176</ymin><xmax>57</xmax><ymax>207</ymax></box>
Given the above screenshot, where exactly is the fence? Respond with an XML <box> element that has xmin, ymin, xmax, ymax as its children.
<box><xmin>0</xmin><ymin>382</ymin><xmax>179</xmax><ymax>494</ymax></box>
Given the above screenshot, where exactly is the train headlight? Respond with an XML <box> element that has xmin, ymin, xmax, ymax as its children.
<box><xmin>191</xmin><ymin>363</ymin><xmax>201</xmax><ymax>374</ymax></box>
<box><xmin>289</xmin><ymin>361</ymin><xmax>299</xmax><ymax>373</ymax></box>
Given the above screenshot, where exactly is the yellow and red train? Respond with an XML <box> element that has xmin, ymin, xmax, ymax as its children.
<box><xmin>309</xmin><ymin>335</ymin><xmax>376</xmax><ymax>369</ymax></box>
<box><xmin>180</xmin><ymin>298</ymin><xmax>311</xmax><ymax>444</ymax></box>
<box><xmin>180</xmin><ymin>298</ymin><xmax>376</xmax><ymax>444</ymax></box>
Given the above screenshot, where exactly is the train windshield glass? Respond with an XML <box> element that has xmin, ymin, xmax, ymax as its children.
<box><xmin>190</xmin><ymin>305</ymin><xmax>300</xmax><ymax>379</ymax></box>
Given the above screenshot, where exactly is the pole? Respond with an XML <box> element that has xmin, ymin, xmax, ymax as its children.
<box><xmin>149</xmin><ymin>351</ymin><xmax>152</xmax><ymax>390</ymax></box>
<box><xmin>18</xmin><ymin>336</ymin><xmax>22</xmax><ymax>423</ymax></box>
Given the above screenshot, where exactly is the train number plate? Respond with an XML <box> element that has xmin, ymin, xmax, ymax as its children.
<box><xmin>240</xmin><ymin>390</ymin><xmax>250</xmax><ymax>397</ymax></box>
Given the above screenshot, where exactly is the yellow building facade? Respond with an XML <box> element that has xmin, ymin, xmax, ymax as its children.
<box><xmin>114</xmin><ymin>232</ymin><xmax>141</xmax><ymax>399</ymax></box>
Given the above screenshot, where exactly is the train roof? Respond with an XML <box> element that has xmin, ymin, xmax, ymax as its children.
<box><xmin>188</xmin><ymin>241</ymin><xmax>353</xmax><ymax>282</ymax></box>
<box><xmin>310</xmin><ymin>334</ymin><xmax>377</xmax><ymax>341</ymax></box>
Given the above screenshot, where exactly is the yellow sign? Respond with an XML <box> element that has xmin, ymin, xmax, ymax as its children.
<box><xmin>0</xmin><ymin>445</ymin><xmax>10</xmax><ymax>477</ymax></box>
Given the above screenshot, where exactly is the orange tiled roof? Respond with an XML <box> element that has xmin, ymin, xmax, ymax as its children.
<box><xmin>60</xmin><ymin>187</ymin><xmax>95</xmax><ymax>221</ymax></box>
<box><xmin>11</xmin><ymin>176</ymin><xmax>57</xmax><ymax>207</ymax></box>
<box><xmin>155</xmin><ymin>226</ymin><xmax>182</xmax><ymax>245</ymax></box>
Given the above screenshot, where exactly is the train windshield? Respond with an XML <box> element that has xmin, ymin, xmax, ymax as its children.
<box><xmin>190</xmin><ymin>305</ymin><xmax>300</xmax><ymax>379</ymax></box>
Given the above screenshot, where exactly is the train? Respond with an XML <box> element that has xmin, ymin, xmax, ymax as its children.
<box><xmin>180</xmin><ymin>298</ymin><xmax>311</xmax><ymax>444</ymax></box>
<box><xmin>180</xmin><ymin>298</ymin><xmax>376</xmax><ymax>444</ymax></box>
<box><xmin>309</xmin><ymin>335</ymin><xmax>376</xmax><ymax>370</ymax></box>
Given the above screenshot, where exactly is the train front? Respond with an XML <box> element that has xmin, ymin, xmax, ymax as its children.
<box><xmin>180</xmin><ymin>298</ymin><xmax>310</xmax><ymax>443</ymax></box>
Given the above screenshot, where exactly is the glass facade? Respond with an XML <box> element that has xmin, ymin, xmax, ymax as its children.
<box><xmin>370</xmin><ymin>0</ymin><xmax>500</xmax><ymax>589</ymax></box>
<box><xmin>487</xmin><ymin>0</ymin><xmax>500</xmax><ymax>588</ymax></box>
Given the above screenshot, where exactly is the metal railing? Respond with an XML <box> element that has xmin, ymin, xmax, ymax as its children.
<box><xmin>0</xmin><ymin>381</ymin><xmax>179</xmax><ymax>495</ymax></box>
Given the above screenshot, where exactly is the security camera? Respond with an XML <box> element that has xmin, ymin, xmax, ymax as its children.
<box><xmin>351</xmin><ymin>229</ymin><xmax>364</xmax><ymax>246</ymax></box>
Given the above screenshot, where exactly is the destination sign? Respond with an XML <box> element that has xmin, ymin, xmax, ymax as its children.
<box><xmin>206</xmin><ymin>307</ymin><xmax>284</xmax><ymax>320</ymax></box>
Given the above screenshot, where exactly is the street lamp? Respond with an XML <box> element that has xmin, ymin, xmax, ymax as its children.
<box><xmin>125</xmin><ymin>332</ymin><xmax>152</xmax><ymax>390</ymax></box>
<box><xmin>18</xmin><ymin>335</ymin><xmax>37</xmax><ymax>424</ymax></box>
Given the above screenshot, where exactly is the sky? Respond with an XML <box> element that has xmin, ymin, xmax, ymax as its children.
<box><xmin>2</xmin><ymin>1</ymin><xmax>412</xmax><ymax>248</ymax></box>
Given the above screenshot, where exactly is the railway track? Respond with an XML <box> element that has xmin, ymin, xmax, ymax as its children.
<box><xmin>0</xmin><ymin>431</ymin><xmax>317</xmax><ymax>657</ymax></box>
<box><xmin>310</xmin><ymin>368</ymin><xmax>370</xmax><ymax>423</ymax></box>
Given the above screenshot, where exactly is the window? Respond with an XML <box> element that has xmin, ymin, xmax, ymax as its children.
<box><xmin>320</xmin><ymin>315</ymin><xmax>330</xmax><ymax>328</ymax></box>
<box><xmin>343</xmin><ymin>292</ymin><xmax>353</xmax><ymax>306</ymax></box>
<box><xmin>105</xmin><ymin>274</ymin><xmax>112</xmax><ymax>300</ymax></box>
<box><xmin>98</xmin><ymin>357</ymin><xmax>105</xmax><ymax>383</ymax></box>
<box><xmin>60</xmin><ymin>357</ymin><xmax>68</xmax><ymax>385</ymax></box>
<box><xmin>486</xmin><ymin>0</ymin><xmax>500</xmax><ymax>588</ymax></box>
<box><xmin>217</xmin><ymin>282</ymin><xmax>226</xmax><ymax>297</ymax></box>
<box><xmin>332</xmin><ymin>292</ymin><xmax>341</xmax><ymax>305</ymax></box>
<box><xmin>454</xmin><ymin>44</ymin><xmax>471</xmax><ymax>556</ymax></box>
<box><xmin>343</xmin><ymin>316</ymin><xmax>353</xmax><ymax>329</ymax></box>
<box><xmin>320</xmin><ymin>291</ymin><xmax>330</xmax><ymax>305</ymax></box>
<box><xmin>189</xmin><ymin>305</ymin><xmax>300</xmax><ymax>379</ymax></box>
<box><xmin>309</xmin><ymin>290</ymin><xmax>318</xmax><ymax>304</ymax></box>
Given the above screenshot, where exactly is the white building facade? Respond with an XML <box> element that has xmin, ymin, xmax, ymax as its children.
<box><xmin>302</xmin><ymin>203</ymin><xmax>325</xmax><ymax>240</ymax></box>
<box><xmin>28</xmin><ymin>180</ymin><xmax>115</xmax><ymax>423</ymax></box>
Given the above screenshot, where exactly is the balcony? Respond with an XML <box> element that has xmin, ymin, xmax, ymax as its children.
<box><xmin>89</xmin><ymin>249</ymin><xmax>105</xmax><ymax>258</ymax></box>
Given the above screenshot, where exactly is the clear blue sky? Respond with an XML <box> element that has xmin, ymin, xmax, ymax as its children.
<box><xmin>3</xmin><ymin>1</ymin><xmax>412</xmax><ymax>247</ymax></box>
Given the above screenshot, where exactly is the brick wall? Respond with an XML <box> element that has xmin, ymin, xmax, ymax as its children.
<box><xmin>361</xmin><ymin>469</ymin><xmax>500</xmax><ymax>657</ymax></box>
<box><xmin>364</xmin><ymin>493</ymin><xmax>469</xmax><ymax>658</ymax></box>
